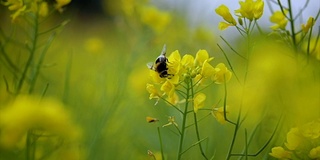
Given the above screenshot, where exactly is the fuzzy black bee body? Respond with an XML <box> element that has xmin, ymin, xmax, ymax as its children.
<box><xmin>148</xmin><ymin>44</ymin><xmax>172</xmax><ymax>78</ymax></box>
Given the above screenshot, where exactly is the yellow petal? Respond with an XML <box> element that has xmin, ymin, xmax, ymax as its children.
<box><xmin>194</xmin><ymin>93</ymin><xmax>206</xmax><ymax>113</ymax></box>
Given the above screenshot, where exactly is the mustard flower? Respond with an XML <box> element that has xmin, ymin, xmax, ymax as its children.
<box><xmin>201</xmin><ymin>60</ymin><xmax>216</xmax><ymax>79</ymax></box>
<box><xmin>195</xmin><ymin>50</ymin><xmax>214</xmax><ymax>66</ymax></box>
<box><xmin>285</xmin><ymin>127</ymin><xmax>302</xmax><ymax>150</ymax></box>
<box><xmin>269</xmin><ymin>146</ymin><xmax>292</xmax><ymax>159</ymax></box>
<box><xmin>38</xmin><ymin>2</ymin><xmax>49</xmax><ymax>17</ymax></box>
<box><xmin>213</xmin><ymin>63</ymin><xmax>232</xmax><ymax>84</ymax></box>
<box><xmin>309</xmin><ymin>146</ymin><xmax>320</xmax><ymax>159</ymax></box>
<box><xmin>3</xmin><ymin>0</ymin><xmax>26</xmax><ymax>20</ymax></box>
<box><xmin>0</xmin><ymin>96</ymin><xmax>81</xmax><ymax>149</ymax></box>
<box><xmin>215</xmin><ymin>5</ymin><xmax>237</xmax><ymax>30</ymax></box>
<box><xmin>167</xmin><ymin>50</ymin><xmax>181</xmax><ymax>84</ymax></box>
<box><xmin>146</xmin><ymin>83</ymin><xmax>161</xmax><ymax>100</ymax></box>
<box><xmin>235</xmin><ymin>0</ymin><xmax>264</xmax><ymax>21</ymax></box>
<box><xmin>160</xmin><ymin>80</ymin><xmax>175</xmax><ymax>98</ymax></box>
<box><xmin>193</xmin><ymin>93</ymin><xmax>206</xmax><ymax>113</ymax></box>
<box><xmin>162</xmin><ymin>116</ymin><xmax>178</xmax><ymax>127</ymax></box>
<box><xmin>212</xmin><ymin>106</ymin><xmax>227</xmax><ymax>124</ymax></box>
<box><xmin>55</xmin><ymin>0</ymin><xmax>71</xmax><ymax>12</ymax></box>
<box><xmin>146</xmin><ymin>116</ymin><xmax>159</xmax><ymax>123</ymax></box>
<box><xmin>301</xmin><ymin>17</ymin><xmax>315</xmax><ymax>33</ymax></box>
<box><xmin>300</xmin><ymin>119</ymin><xmax>320</xmax><ymax>139</ymax></box>
<box><xmin>140</xmin><ymin>5</ymin><xmax>171</xmax><ymax>33</ymax></box>
<box><xmin>270</xmin><ymin>10</ymin><xmax>288</xmax><ymax>30</ymax></box>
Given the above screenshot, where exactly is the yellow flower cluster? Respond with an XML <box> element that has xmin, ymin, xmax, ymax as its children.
<box><xmin>0</xmin><ymin>95</ymin><xmax>81</xmax><ymax>149</ymax></box>
<box><xmin>139</xmin><ymin>5</ymin><xmax>171</xmax><ymax>33</ymax></box>
<box><xmin>270</xmin><ymin>119</ymin><xmax>320</xmax><ymax>159</ymax></box>
<box><xmin>270</xmin><ymin>10</ymin><xmax>288</xmax><ymax>30</ymax></box>
<box><xmin>215</xmin><ymin>0</ymin><xmax>264</xmax><ymax>30</ymax></box>
<box><xmin>146</xmin><ymin>49</ymin><xmax>232</xmax><ymax>107</ymax></box>
<box><xmin>2</xmin><ymin>0</ymin><xmax>71</xmax><ymax>20</ymax></box>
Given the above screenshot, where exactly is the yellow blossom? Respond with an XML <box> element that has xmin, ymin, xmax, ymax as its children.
<box><xmin>212</xmin><ymin>106</ymin><xmax>227</xmax><ymax>124</ymax></box>
<box><xmin>235</xmin><ymin>0</ymin><xmax>264</xmax><ymax>21</ymax></box>
<box><xmin>270</xmin><ymin>10</ymin><xmax>288</xmax><ymax>30</ymax></box>
<box><xmin>166</xmin><ymin>92</ymin><xmax>179</xmax><ymax>105</ymax></box>
<box><xmin>300</xmin><ymin>120</ymin><xmax>320</xmax><ymax>139</ymax></box>
<box><xmin>215</xmin><ymin>5</ymin><xmax>237</xmax><ymax>25</ymax></box>
<box><xmin>55</xmin><ymin>0</ymin><xmax>71</xmax><ymax>12</ymax></box>
<box><xmin>195</xmin><ymin>50</ymin><xmax>214</xmax><ymax>67</ymax></box>
<box><xmin>301</xmin><ymin>17</ymin><xmax>315</xmax><ymax>33</ymax></box>
<box><xmin>3</xmin><ymin>0</ymin><xmax>26</xmax><ymax>20</ymax></box>
<box><xmin>181</xmin><ymin>54</ymin><xmax>195</xmax><ymax>69</ymax></box>
<box><xmin>139</xmin><ymin>5</ymin><xmax>171</xmax><ymax>33</ymax></box>
<box><xmin>201</xmin><ymin>60</ymin><xmax>215</xmax><ymax>79</ymax></box>
<box><xmin>0</xmin><ymin>96</ymin><xmax>81</xmax><ymax>149</ymax></box>
<box><xmin>193</xmin><ymin>93</ymin><xmax>206</xmax><ymax>113</ymax></box>
<box><xmin>167</xmin><ymin>50</ymin><xmax>181</xmax><ymax>84</ymax></box>
<box><xmin>218</xmin><ymin>22</ymin><xmax>235</xmax><ymax>30</ymax></box>
<box><xmin>309</xmin><ymin>146</ymin><xmax>320</xmax><ymax>159</ymax></box>
<box><xmin>160</xmin><ymin>80</ymin><xmax>175</xmax><ymax>98</ymax></box>
<box><xmin>162</xmin><ymin>116</ymin><xmax>178</xmax><ymax>127</ymax></box>
<box><xmin>269</xmin><ymin>146</ymin><xmax>292</xmax><ymax>159</ymax></box>
<box><xmin>149</xmin><ymin>69</ymin><xmax>165</xmax><ymax>84</ymax></box>
<box><xmin>146</xmin><ymin>83</ymin><xmax>160</xmax><ymax>99</ymax></box>
<box><xmin>146</xmin><ymin>116</ymin><xmax>159</xmax><ymax>123</ymax></box>
<box><xmin>38</xmin><ymin>2</ymin><xmax>49</xmax><ymax>17</ymax></box>
<box><xmin>213</xmin><ymin>63</ymin><xmax>232</xmax><ymax>84</ymax></box>
<box><xmin>285</xmin><ymin>127</ymin><xmax>302</xmax><ymax>150</ymax></box>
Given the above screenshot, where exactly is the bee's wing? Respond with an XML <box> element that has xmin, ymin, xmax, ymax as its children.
<box><xmin>147</xmin><ymin>62</ymin><xmax>154</xmax><ymax>70</ymax></box>
<box><xmin>160</xmin><ymin>44</ymin><xmax>167</xmax><ymax>56</ymax></box>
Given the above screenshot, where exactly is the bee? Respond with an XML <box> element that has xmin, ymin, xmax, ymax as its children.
<box><xmin>147</xmin><ymin>44</ymin><xmax>173</xmax><ymax>78</ymax></box>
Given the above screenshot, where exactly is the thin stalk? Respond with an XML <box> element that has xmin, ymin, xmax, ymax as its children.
<box><xmin>157</xmin><ymin>127</ymin><xmax>165</xmax><ymax>160</ymax></box>
<box><xmin>29</xmin><ymin>32</ymin><xmax>56</xmax><ymax>93</ymax></box>
<box><xmin>191</xmin><ymin>79</ymin><xmax>208</xmax><ymax>159</ymax></box>
<box><xmin>16</xmin><ymin>13</ymin><xmax>39</xmax><ymax>94</ymax></box>
<box><xmin>177</xmin><ymin>80</ymin><xmax>190</xmax><ymax>160</ymax></box>
<box><xmin>287</xmin><ymin>0</ymin><xmax>297</xmax><ymax>51</ymax></box>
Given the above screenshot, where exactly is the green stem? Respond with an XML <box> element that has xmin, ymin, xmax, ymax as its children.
<box><xmin>157</xmin><ymin>127</ymin><xmax>165</xmax><ymax>160</ymax></box>
<box><xmin>177</xmin><ymin>79</ymin><xmax>190</xmax><ymax>160</ymax></box>
<box><xmin>287</xmin><ymin>0</ymin><xmax>297</xmax><ymax>51</ymax></box>
<box><xmin>191</xmin><ymin>79</ymin><xmax>208</xmax><ymax>159</ymax></box>
<box><xmin>16</xmin><ymin>13</ymin><xmax>39</xmax><ymax>94</ymax></box>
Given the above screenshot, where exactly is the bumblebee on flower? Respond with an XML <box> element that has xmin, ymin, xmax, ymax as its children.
<box><xmin>146</xmin><ymin>45</ymin><xmax>232</xmax><ymax>106</ymax></box>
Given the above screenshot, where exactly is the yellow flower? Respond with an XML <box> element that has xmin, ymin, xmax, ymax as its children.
<box><xmin>235</xmin><ymin>0</ymin><xmax>264</xmax><ymax>21</ymax></box>
<box><xmin>193</xmin><ymin>93</ymin><xmax>206</xmax><ymax>113</ymax></box>
<box><xmin>162</xmin><ymin>116</ymin><xmax>178</xmax><ymax>127</ymax></box>
<box><xmin>270</xmin><ymin>10</ymin><xmax>288</xmax><ymax>30</ymax></box>
<box><xmin>300</xmin><ymin>120</ymin><xmax>320</xmax><ymax>139</ymax></box>
<box><xmin>269</xmin><ymin>146</ymin><xmax>292</xmax><ymax>159</ymax></box>
<box><xmin>146</xmin><ymin>83</ymin><xmax>160</xmax><ymax>99</ymax></box>
<box><xmin>146</xmin><ymin>116</ymin><xmax>159</xmax><ymax>123</ymax></box>
<box><xmin>201</xmin><ymin>60</ymin><xmax>215</xmax><ymax>79</ymax></box>
<box><xmin>0</xmin><ymin>96</ymin><xmax>81</xmax><ymax>149</ymax></box>
<box><xmin>166</xmin><ymin>92</ymin><xmax>179</xmax><ymax>105</ymax></box>
<box><xmin>149</xmin><ymin>69</ymin><xmax>165</xmax><ymax>84</ymax></box>
<box><xmin>139</xmin><ymin>5</ymin><xmax>171</xmax><ymax>33</ymax></box>
<box><xmin>167</xmin><ymin>50</ymin><xmax>181</xmax><ymax>84</ymax></box>
<box><xmin>181</xmin><ymin>54</ymin><xmax>195</xmax><ymax>69</ymax></box>
<box><xmin>195</xmin><ymin>50</ymin><xmax>214</xmax><ymax>67</ymax></box>
<box><xmin>215</xmin><ymin>5</ymin><xmax>237</xmax><ymax>25</ymax></box>
<box><xmin>213</xmin><ymin>63</ymin><xmax>232</xmax><ymax>84</ymax></box>
<box><xmin>285</xmin><ymin>127</ymin><xmax>302</xmax><ymax>150</ymax></box>
<box><xmin>55</xmin><ymin>0</ymin><xmax>71</xmax><ymax>12</ymax></box>
<box><xmin>160</xmin><ymin>80</ymin><xmax>175</xmax><ymax>98</ymax></box>
<box><xmin>218</xmin><ymin>22</ymin><xmax>235</xmax><ymax>30</ymax></box>
<box><xmin>38</xmin><ymin>2</ymin><xmax>49</xmax><ymax>17</ymax></box>
<box><xmin>212</xmin><ymin>106</ymin><xmax>227</xmax><ymax>124</ymax></box>
<box><xmin>3</xmin><ymin>0</ymin><xmax>26</xmax><ymax>21</ymax></box>
<box><xmin>301</xmin><ymin>17</ymin><xmax>315</xmax><ymax>33</ymax></box>
<box><xmin>309</xmin><ymin>146</ymin><xmax>320</xmax><ymax>159</ymax></box>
